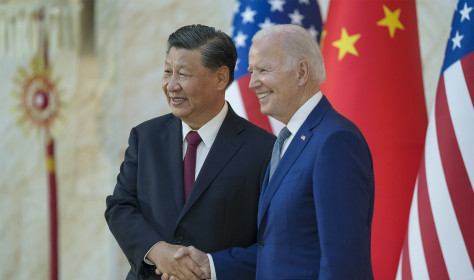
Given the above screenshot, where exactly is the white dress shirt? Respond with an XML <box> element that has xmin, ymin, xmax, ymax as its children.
<box><xmin>144</xmin><ymin>102</ymin><xmax>228</xmax><ymax>272</ymax></box>
<box><xmin>182</xmin><ymin>102</ymin><xmax>229</xmax><ymax>176</ymax></box>
<box><xmin>208</xmin><ymin>92</ymin><xmax>323</xmax><ymax>280</ymax></box>
<box><xmin>280</xmin><ymin>91</ymin><xmax>322</xmax><ymax>157</ymax></box>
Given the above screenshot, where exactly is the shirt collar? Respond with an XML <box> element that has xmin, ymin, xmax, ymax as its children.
<box><xmin>286</xmin><ymin>91</ymin><xmax>323</xmax><ymax>135</ymax></box>
<box><xmin>182</xmin><ymin>102</ymin><xmax>228</xmax><ymax>148</ymax></box>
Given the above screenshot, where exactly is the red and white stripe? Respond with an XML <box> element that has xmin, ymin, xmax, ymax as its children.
<box><xmin>396</xmin><ymin>53</ymin><xmax>474</xmax><ymax>279</ymax></box>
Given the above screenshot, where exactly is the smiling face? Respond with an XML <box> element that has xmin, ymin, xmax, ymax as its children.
<box><xmin>248</xmin><ymin>37</ymin><xmax>300</xmax><ymax>124</ymax></box>
<box><xmin>162</xmin><ymin>47</ymin><xmax>225</xmax><ymax>129</ymax></box>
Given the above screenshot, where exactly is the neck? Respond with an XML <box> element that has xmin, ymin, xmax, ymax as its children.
<box><xmin>183</xmin><ymin>100</ymin><xmax>226</xmax><ymax>130</ymax></box>
<box><xmin>300</xmin><ymin>83</ymin><xmax>320</xmax><ymax>104</ymax></box>
<box><xmin>281</xmin><ymin>83</ymin><xmax>320</xmax><ymax>124</ymax></box>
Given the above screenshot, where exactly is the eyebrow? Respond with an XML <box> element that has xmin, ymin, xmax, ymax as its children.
<box><xmin>248</xmin><ymin>64</ymin><xmax>272</xmax><ymax>72</ymax></box>
<box><xmin>164</xmin><ymin>61</ymin><xmax>191</xmax><ymax>70</ymax></box>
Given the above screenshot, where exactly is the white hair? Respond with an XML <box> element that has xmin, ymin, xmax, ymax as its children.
<box><xmin>252</xmin><ymin>24</ymin><xmax>325</xmax><ymax>83</ymax></box>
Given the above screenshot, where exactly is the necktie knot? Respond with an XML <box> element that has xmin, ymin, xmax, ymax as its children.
<box><xmin>276</xmin><ymin>127</ymin><xmax>291</xmax><ymax>148</ymax></box>
<box><xmin>186</xmin><ymin>131</ymin><xmax>202</xmax><ymax>147</ymax></box>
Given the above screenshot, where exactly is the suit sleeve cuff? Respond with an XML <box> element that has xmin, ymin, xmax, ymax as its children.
<box><xmin>143</xmin><ymin>242</ymin><xmax>160</xmax><ymax>265</ymax></box>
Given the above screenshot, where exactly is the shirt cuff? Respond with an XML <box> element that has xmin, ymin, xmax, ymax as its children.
<box><xmin>207</xmin><ymin>253</ymin><xmax>217</xmax><ymax>280</ymax></box>
<box><xmin>143</xmin><ymin>242</ymin><xmax>160</xmax><ymax>265</ymax></box>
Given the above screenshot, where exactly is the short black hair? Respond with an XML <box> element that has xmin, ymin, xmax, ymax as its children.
<box><xmin>167</xmin><ymin>24</ymin><xmax>237</xmax><ymax>87</ymax></box>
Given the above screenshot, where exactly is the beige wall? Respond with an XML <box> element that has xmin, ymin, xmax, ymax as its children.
<box><xmin>0</xmin><ymin>0</ymin><xmax>456</xmax><ymax>279</ymax></box>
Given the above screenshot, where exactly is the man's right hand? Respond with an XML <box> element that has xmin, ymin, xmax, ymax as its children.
<box><xmin>161</xmin><ymin>246</ymin><xmax>211</xmax><ymax>280</ymax></box>
<box><xmin>146</xmin><ymin>242</ymin><xmax>205</xmax><ymax>280</ymax></box>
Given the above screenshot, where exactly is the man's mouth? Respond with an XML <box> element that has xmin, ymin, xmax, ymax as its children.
<box><xmin>170</xmin><ymin>97</ymin><xmax>187</xmax><ymax>104</ymax></box>
<box><xmin>257</xmin><ymin>92</ymin><xmax>272</xmax><ymax>99</ymax></box>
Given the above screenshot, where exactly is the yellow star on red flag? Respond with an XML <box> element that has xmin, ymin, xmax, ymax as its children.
<box><xmin>332</xmin><ymin>27</ymin><xmax>361</xmax><ymax>61</ymax></box>
<box><xmin>377</xmin><ymin>5</ymin><xmax>404</xmax><ymax>38</ymax></box>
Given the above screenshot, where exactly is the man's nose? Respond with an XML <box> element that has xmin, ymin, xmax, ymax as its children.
<box><xmin>167</xmin><ymin>74</ymin><xmax>181</xmax><ymax>92</ymax></box>
<box><xmin>248</xmin><ymin>73</ymin><xmax>261</xmax><ymax>90</ymax></box>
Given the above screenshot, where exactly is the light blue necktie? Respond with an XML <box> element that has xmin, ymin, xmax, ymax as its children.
<box><xmin>269</xmin><ymin>127</ymin><xmax>291</xmax><ymax>180</ymax></box>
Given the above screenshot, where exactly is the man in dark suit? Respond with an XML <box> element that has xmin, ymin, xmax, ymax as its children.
<box><xmin>168</xmin><ymin>24</ymin><xmax>375</xmax><ymax>280</ymax></box>
<box><xmin>105</xmin><ymin>24</ymin><xmax>275</xmax><ymax>280</ymax></box>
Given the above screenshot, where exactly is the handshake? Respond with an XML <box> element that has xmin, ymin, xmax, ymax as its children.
<box><xmin>147</xmin><ymin>242</ymin><xmax>211</xmax><ymax>280</ymax></box>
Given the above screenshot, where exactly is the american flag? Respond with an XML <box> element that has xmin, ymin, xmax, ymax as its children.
<box><xmin>226</xmin><ymin>0</ymin><xmax>323</xmax><ymax>134</ymax></box>
<box><xmin>396</xmin><ymin>1</ymin><xmax>474</xmax><ymax>279</ymax></box>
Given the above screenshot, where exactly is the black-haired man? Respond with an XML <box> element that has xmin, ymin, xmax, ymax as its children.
<box><xmin>105</xmin><ymin>24</ymin><xmax>275</xmax><ymax>280</ymax></box>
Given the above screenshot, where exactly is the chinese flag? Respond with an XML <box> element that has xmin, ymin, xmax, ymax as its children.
<box><xmin>321</xmin><ymin>0</ymin><xmax>428</xmax><ymax>279</ymax></box>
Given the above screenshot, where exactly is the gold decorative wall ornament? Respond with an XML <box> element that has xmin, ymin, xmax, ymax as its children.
<box><xmin>11</xmin><ymin>54</ymin><xmax>63</xmax><ymax>135</ymax></box>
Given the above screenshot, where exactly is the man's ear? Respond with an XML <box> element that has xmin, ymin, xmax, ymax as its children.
<box><xmin>216</xmin><ymin>66</ymin><xmax>230</xmax><ymax>91</ymax></box>
<box><xmin>297</xmin><ymin>60</ymin><xmax>310</xmax><ymax>86</ymax></box>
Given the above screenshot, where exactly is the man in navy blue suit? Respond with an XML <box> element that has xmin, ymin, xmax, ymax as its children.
<box><xmin>167</xmin><ymin>24</ymin><xmax>375</xmax><ymax>280</ymax></box>
<box><xmin>105</xmin><ymin>24</ymin><xmax>275</xmax><ymax>280</ymax></box>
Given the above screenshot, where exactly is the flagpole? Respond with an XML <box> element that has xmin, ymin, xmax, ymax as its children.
<box><xmin>46</xmin><ymin>133</ymin><xmax>58</xmax><ymax>280</ymax></box>
<box><xmin>39</xmin><ymin>7</ymin><xmax>59</xmax><ymax>280</ymax></box>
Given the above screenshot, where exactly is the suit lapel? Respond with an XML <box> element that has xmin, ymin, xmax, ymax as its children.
<box><xmin>257</xmin><ymin>96</ymin><xmax>332</xmax><ymax>226</ymax></box>
<box><xmin>257</xmin><ymin>130</ymin><xmax>312</xmax><ymax>225</ymax></box>
<box><xmin>160</xmin><ymin>117</ymin><xmax>185</xmax><ymax>212</ymax></box>
<box><xmin>177</xmin><ymin>106</ymin><xmax>245</xmax><ymax>223</ymax></box>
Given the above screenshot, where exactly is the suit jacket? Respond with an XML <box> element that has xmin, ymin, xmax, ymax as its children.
<box><xmin>105</xmin><ymin>105</ymin><xmax>275</xmax><ymax>280</ymax></box>
<box><xmin>212</xmin><ymin>96</ymin><xmax>375</xmax><ymax>279</ymax></box>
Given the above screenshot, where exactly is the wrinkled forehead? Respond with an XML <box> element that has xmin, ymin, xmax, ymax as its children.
<box><xmin>249</xmin><ymin>38</ymin><xmax>286</xmax><ymax>63</ymax></box>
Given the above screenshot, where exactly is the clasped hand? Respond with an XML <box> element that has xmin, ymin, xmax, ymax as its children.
<box><xmin>147</xmin><ymin>242</ymin><xmax>210</xmax><ymax>280</ymax></box>
<box><xmin>154</xmin><ymin>245</ymin><xmax>210</xmax><ymax>280</ymax></box>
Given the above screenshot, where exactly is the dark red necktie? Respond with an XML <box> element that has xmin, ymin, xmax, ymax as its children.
<box><xmin>183</xmin><ymin>131</ymin><xmax>202</xmax><ymax>200</ymax></box>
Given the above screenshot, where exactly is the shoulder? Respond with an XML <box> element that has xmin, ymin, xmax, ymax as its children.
<box><xmin>225</xmin><ymin>105</ymin><xmax>276</xmax><ymax>144</ymax></box>
<box><xmin>233</xmin><ymin>114</ymin><xmax>276</xmax><ymax>145</ymax></box>
<box><xmin>316</xmin><ymin>108</ymin><xmax>371</xmax><ymax>157</ymax></box>
<box><xmin>307</xmin><ymin>98</ymin><xmax>362</xmax><ymax>138</ymax></box>
<box><xmin>323</xmin><ymin>107</ymin><xmax>363</xmax><ymax>137</ymax></box>
<box><xmin>134</xmin><ymin>113</ymin><xmax>178</xmax><ymax>133</ymax></box>
<box><xmin>124</xmin><ymin>113</ymin><xmax>180</xmax><ymax>145</ymax></box>
<box><xmin>305</xmin><ymin>95</ymin><xmax>361</xmax><ymax>135</ymax></box>
<box><xmin>323</xmin><ymin>108</ymin><xmax>356</xmax><ymax>128</ymax></box>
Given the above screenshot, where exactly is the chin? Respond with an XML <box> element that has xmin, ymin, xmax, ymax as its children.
<box><xmin>170</xmin><ymin>108</ymin><xmax>185</xmax><ymax>119</ymax></box>
<box><xmin>259</xmin><ymin>104</ymin><xmax>273</xmax><ymax>117</ymax></box>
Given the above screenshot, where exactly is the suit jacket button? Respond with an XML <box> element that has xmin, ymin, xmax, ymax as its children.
<box><xmin>258</xmin><ymin>241</ymin><xmax>264</xmax><ymax>248</ymax></box>
<box><xmin>174</xmin><ymin>235</ymin><xmax>183</xmax><ymax>244</ymax></box>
